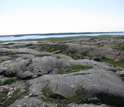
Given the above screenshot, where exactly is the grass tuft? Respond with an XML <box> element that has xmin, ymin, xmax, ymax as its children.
<box><xmin>59</xmin><ymin>65</ymin><xmax>93</xmax><ymax>74</ymax></box>
<box><xmin>106</xmin><ymin>59</ymin><xmax>124</xmax><ymax>68</ymax></box>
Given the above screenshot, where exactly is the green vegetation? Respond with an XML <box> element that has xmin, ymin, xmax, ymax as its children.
<box><xmin>0</xmin><ymin>93</ymin><xmax>8</xmax><ymax>103</ymax></box>
<box><xmin>91</xmin><ymin>35</ymin><xmax>122</xmax><ymax>39</ymax></box>
<box><xmin>28</xmin><ymin>46</ymin><xmax>35</xmax><ymax>49</ymax></box>
<box><xmin>13</xmin><ymin>35</ymin><xmax>122</xmax><ymax>43</ymax></box>
<box><xmin>119</xmin><ymin>45</ymin><xmax>124</xmax><ymax>50</ymax></box>
<box><xmin>3</xmin><ymin>78</ymin><xmax>19</xmax><ymax>85</ymax></box>
<box><xmin>45</xmin><ymin>46</ymin><xmax>65</xmax><ymax>52</ymax></box>
<box><xmin>0</xmin><ymin>58</ymin><xmax>11</xmax><ymax>63</ymax></box>
<box><xmin>67</xmin><ymin>86</ymin><xmax>90</xmax><ymax>104</ymax></box>
<box><xmin>42</xmin><ymin>86</ymin><xmax>90</xmax><ymax>106</ymax></box>
<box><xmin>37</xmin><ymin>48</ymin><xmax>45</xmax><ymax>52</ymax></box>
<box><xmin>65</xmin><ymin>53</ymin><xmax>80</xmax><ymax>60</ymax></box>
<box><xmin>59</xmin><ymin>65</ymin><xmax>93</xmax><ymax>74</ymax></box>
<box><xmin>113</xmin><ymin>42</ymin><xmax>124</xmax><ymax>51</ymax></box>
<box><xmin>23</xmin><ymin>58</ymin><xmax>30</xmax><ymax>60</ymax></box>
<box><xmin>15</xmin><ymin>36</ymin><xmax>85</xmax><ymax>43</ymax></box>
<box><xmin>111</xmin><ymin>42</ymin><xmax>118</xmax><ymax>45</ymax></box>
<box><xmin>46</xmin><ymin>46</ymin><xmax>58</xmax><ymax>52</ymax></box>
<box><xmin>31</xmin><ymin>45</ymin><xmax>65</xmax><ymax>53</ymax></box>
<box><xmin>81</xmin><ymin>51</ymin><xmax>89</xmax><ymax>56</ymax></box>
<box><xmin>0</xmin><ymin>88</ymin><xmax>8</xmax><ymax>103</ymax></box>
<box><xmin>43</xmin><ymin>97</ymin><xmax>54</xmax><ymax>102</ymax></box>
<box><xmin>106</xmin><ymin>59</ymin><xmax>124</xmax><ymax>68</ymax></box>
<box><xmin>115</xmin><ymin>44</ymin><xmax>124</xmax><ymax>51</ymax></box>
<box><xmin>95</xmin><ymin>42</ymin><xmax>106</xmax><ymax>47</ymax></box>
<box><xmin>42</xmin><ymin>86</ymin><xmax>54</xmax><ymax>102</ymax></box>
<box><xmin>2</xmin><ymin>89</ymin><xmax>29</xmax><ymax>107</ymax></box>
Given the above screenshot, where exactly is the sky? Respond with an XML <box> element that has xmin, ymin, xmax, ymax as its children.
<box><xmin>0</xmin><ymin>0</ymin><xmax>124</xmax><ymax>35</ymax></box>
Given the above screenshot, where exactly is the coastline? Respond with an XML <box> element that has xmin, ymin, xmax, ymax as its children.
<box><xmin>0</xmin><ymin>31</ymin><xmax>124</xmax><ymax>37</ymax></box>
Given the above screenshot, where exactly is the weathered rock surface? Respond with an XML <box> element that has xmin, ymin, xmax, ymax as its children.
<box><xmin>0</xmin><ymin>56</ymin><xmax>121</xmax><ymax>79</ymax></box>
<box><xmin>0</xmin><ymin>56</ymin><xmax>63</xmax><ymax>78</ymax></box>
<box><xmin>0</xmin><ymin>37</ymin><xmax>124</xmax><ymax>107</ymax></box>
<box><xmin>28</xmin><ymin>69</ymin><xmax>124</xmax><ymax>107</ymax></box>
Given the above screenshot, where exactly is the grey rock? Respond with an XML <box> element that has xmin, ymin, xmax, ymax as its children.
<box><xmin>0</xmin><ymin>56</ymin><xmax>63</xmax><ymax>78</ymax></box>
<box><xmin>116</xmin><ymin>70</ymin><xmax>124</xmax><ymax>77</ymax></box>
<box><xmin>18</xmin><ymin>71</ymin><xmax>34</xmax><ymax>79</ymax></box>
<box><xmin>1</xmin><ymin>38</ymin><xmax>124</xmax><ymax>107</ymax></box>
<box><xmin>61</xmin><ymin>59</ymin><xmax>122</xmax><ymax>71</ymax></box>
<box><xmin>28</xmin><ymin>69</ymin><xmax>124</xmax><ymax>106</ymax></box>
<box><xmin>92</xmin><ymin>57</ymin><xmax>101</xmax><ymax>61</ymax></box>
<box><xmin>67</xmin><ymin>103</ymin><xmax>109</xmax><ymax>107</ymax></box>
<box><xmin>27</xmin><ymin>56</ymin><xmax>63</xmax><ymax>76</ymax></box>
<box><xmin>9</xmin><ymin>97</ymin><xmax>44</xmax><ymax>107</ymax></box>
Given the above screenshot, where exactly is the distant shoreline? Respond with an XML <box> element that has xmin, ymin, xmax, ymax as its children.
<box><xmin>0</xmin><ymin>32</ymin><xmax>124</xmax><ymax>37</ymax></box>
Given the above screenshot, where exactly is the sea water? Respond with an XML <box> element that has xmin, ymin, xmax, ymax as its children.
<box><xmin>0</xmin><ymin>32</ymin><xmax>124</xmax><ymax>41</ymax></box>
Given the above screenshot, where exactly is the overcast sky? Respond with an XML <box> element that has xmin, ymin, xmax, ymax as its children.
<box><xmin>0</xmin><ymin>0</ymin><xmax>124</xmax><ymax>35</ymax></box>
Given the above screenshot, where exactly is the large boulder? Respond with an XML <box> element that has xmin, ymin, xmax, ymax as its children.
<box><xmin>28</xmin><ymin>69</ymin><xmax>124</xmax><ymax>107</ymax></box>
<box><xmin>0</xmin><ymin>56</ymin><xmax>63</xmax><ymax>78</ymax></box>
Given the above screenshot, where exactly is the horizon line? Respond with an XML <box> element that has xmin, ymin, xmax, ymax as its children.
<box><xmin>0</xmin><ymin>31</ymin><xmax>124</xmax><ymax>36</ymax></box>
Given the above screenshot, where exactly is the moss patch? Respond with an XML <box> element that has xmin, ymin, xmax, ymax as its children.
<box><xmin>59</xmin><ymin>65</ymin><xmax>93</xmax><ymax>74</ymax></box>
<box><xmin>0</xmin><ymin>93</ymin><xmax>8</xmax><ymax>103</ymax></box>
<box><xmin>67</xmin><ymin>86</ymin><xmax>90</xmax><ymax>104</ymax></box>
<box><xmin>28</xmin><ymin>46</ymin><xmax>35</xmax><ymax>49</ymax></box>
<box><xmin>95</xmin><ymin>42</ymin><xmax>106</xmax><ymax>47</ymax></box>
<box><xmin>45</xmin><ymin>46</ymin><xmax>64</xmax><ymax>52</ymax></box>
<box><xmin>106</xmin><ymin>59</ymin><xmax>124</xmax><ymax>68</ymax></box>
<box><xmin>65</xmin><ymin>53</ymin><xmax>80</xmax><ymax>60</ymax></box>
<box><xmin>1</xmin><ymin>89</ymin><xmax>29</xmax><ymax>107</ymax></box>
<box><xmin>0</xmin><ymin>58</ymin><xmax>11</xmax><ymax>63</ymax></box>
<box><xmin>42</xmin><ymin>86</ymin><xmax>90</xmax><ymax>106</ymax></box>
<box><xmin>3</xmin><ymin>78</ymin><xmax>19</xmax><ymax>85</ymax></box>
<box><xmin>81</xmin><ymin>51</ymin><xmax>89</xmax><ymax>56</ymax></box>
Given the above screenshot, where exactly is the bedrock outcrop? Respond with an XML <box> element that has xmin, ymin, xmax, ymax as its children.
<box><xmin>0</xmin><ymin>37</ymin><xmax>124</xmax><ymax>107</ymax></box>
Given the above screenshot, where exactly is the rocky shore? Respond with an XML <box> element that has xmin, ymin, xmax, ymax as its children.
<box><xmin>0</xmin><ymin>37</ymin><xmax>124</xmax><ymax>107</ymax></box>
